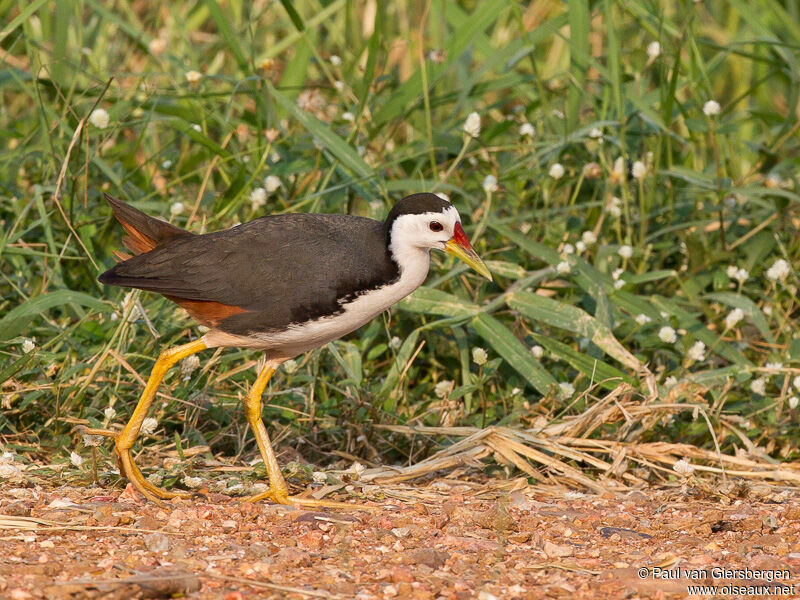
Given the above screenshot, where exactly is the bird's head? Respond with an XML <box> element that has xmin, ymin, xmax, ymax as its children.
<box><xmin>385</xmin><ymin>193</ymin><xmax>492</xmax><ymax>281</ymax></box>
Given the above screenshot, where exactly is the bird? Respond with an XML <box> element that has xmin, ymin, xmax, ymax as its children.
<box><xmin>87</xmin><ymin>192</ymin><xmax>491</xmax><ymax>508</ymax></box>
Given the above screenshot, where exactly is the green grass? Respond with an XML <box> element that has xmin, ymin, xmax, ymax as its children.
<box><xmin>1</xmin><ymin>1</ymin><xmax>799</xmax><ymax>485</ymax></box>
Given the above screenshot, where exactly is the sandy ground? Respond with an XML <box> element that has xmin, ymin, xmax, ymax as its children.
<box><xmin>1</xmin><ymin>479</ymin><xmax>799</xmax><ymax>599</ymax></box>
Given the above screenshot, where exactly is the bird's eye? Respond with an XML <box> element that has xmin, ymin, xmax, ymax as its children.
<box><xmin>429</xmin><ymin>221</ymin><xmax>444</xmax><ymax>232</ymax></box>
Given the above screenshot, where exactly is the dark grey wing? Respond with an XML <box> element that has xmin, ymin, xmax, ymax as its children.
<box><xmin>99</xmin><ymin>214</ymin><xmax>399</xmax><ymax>333</ymax></box>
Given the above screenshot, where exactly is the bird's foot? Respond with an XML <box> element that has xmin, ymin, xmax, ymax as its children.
<box><xmin>115</xmin><ymin>448</ymin><xmax>193</xmax><ymax>504</ymax></box>
<box><xmin>78</xmin><ymin>425</ymin><xmax>192</xmax><ymax>504</ymax></box>
<box><xmin>243</xmin><ymin>487</ymin><xmax>377</xmax><ymax>510</ymax></box>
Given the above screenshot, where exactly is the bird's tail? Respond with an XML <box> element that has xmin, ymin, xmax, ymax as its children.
<box><xmin>102</xmin><ymin>193</ymin><xmax>192</xmax><ymax>257</ymax></box>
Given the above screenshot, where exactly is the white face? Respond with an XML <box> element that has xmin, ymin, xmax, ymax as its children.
<box><xmin>389</xmin><ymin>205</ymin><xmax>461</xmax><ymax>252</ymax></box>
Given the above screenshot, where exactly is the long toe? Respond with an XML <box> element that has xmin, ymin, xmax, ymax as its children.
<box><xmin>243</xmin><ymin>489</ymin><xmax>377</xmax><ymax>510</ymax></box>
<box><xmin>115</xmin><ymin>446</ymin><xmax>192</xmax><ymax>501</ymax></box>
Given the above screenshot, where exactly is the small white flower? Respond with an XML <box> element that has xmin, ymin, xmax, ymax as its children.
<box><xmin>562</xmin><ymin>243</ymin><xmax>575</xmax><ymax>255</ymax></box>
<box><xmin>482</xmin><ymin>175</ymin><xmax>498</xmax><ymax>193</ymax></box>
<box><xmin>618</xmin><ymin>245</ymin><xmax>634</xmax><ymax>259</ymax></box>
<box><xmin>140</xmin><ymin>417</ymin><xmax>158</xmax><ymax>436</ymax></box>
<box><xmin>89</xmin><ymin>108</ymin><xmax>110</xmax><ymax>129</ymax></box>
<box><xmin>330</xmin><ymin>55</ymin><xmax>342</xmax><ymax>66</ymax></box>
<box><xmin>147</xmin><ymin>473</ymin><xmax>163</xmax><ymax>486</ymax></box>
<box><xmin>765</xmin><ymin>258</ymin><xmax>791</xmax><ymax>282</ymax></box>
<box><xmin>793</xmin><ymin>375</ymin><xmax>800</xmax><ymax>392</ymax></box>
<box><xmin>556</xmin><ymin>261</ymin><xmax>571</xmax><ymax>275</ymax></box>
<box><xmin>283</xmin><ymin>359</ymin><xmax>298</xmax><ymax>374</ymax></box>
<box><xmin>673</xmin><ymin>458</ymin><xmax>694</xmax><ymax>477</ymax></box>
<box><xmin>549</xmin><ymin>163</ymin><xmax>565</xmax><ymax>179</ymax></box>
<box><xmin>687</xmin><ymin>341</ymin><xmax>706</xmax><ymax>362</ymax></box>
<box><xmin>607</xmin><ymin>196</ymin><xmax>622</xmax><ymax>217</ymax></box>
<box><xmin>588</xmin><ymin>127</ymin><xmax>603</xmax><ymax>139</ymax></box>
<box><xmin>463</xmin><ymin>112</ymin><xmax>481</xmax><ymax>137</ymax></box>
<box><xmin>334</xmin><ymin>80</ymin><xmax>344</xmax><ymax>92</ymax></box>
<box><xmin>703</xmin><ymin>100</ymin><xmax>721</xmax><ymax>116</ymax></box>
<box><xmin>611</xmin><ymin>157</ymin><xmax>625</xmax><ymax>181</ymax></box>
<box><xmin>182</xmin><ymin>476</ymin><xmax>203</xmax><ymax>489</ymax></box>
<box><xmin>531</xmin><ymin>345</ymin><xmax>544</xmax><ymax>359</ymax></box>
<box><xmin>342</xmin><ymin>111</ymin><xmax>355</xmax><ymax>122</ymax></box>
<box><xmin>519</xmin><ymin>222</ymin><xmax>532</xmax><ymax>234</ymax></box>
<box><xmin>613</xmin><ymin>279</ymin><xmax>625</xmax><ymax>290</ymax></box>
<box><xmin>646</xmin><ymin>41</ymin><xmax>661</xmax><ymax>59</ymax></box>
<box><xmin>472</xmin><ymin>347</ymin><xmax>488</xmax><ymax>366</ymax></box>
<box><xmin>658</xmin><ymin>326</ymin><xmax>677</xmax><ymax>344</ymax></box>
<box><xmin>185</xmin><ymin>70</ymin><xmax>202</xmax><ymax>85</ymax></box>
<box><xmin>727</xmin><ymin>266</ymin><xmax>749</xmax><ymax>283</ymax></box>
<box><xmin>161</xmin><ymin>159</ymin><xmax>173</xmax><ymax>170</ymax></box>
<box><xmin>170</xmin><ymin>201</ymin><xmax>184</xmax><ymax>216</ymax></box>
<box><xmin>575</xmin><ymin>241</ymin><xmax>587</xmax><ymax>253</ymax></box>
<box><xmin>148</xmin><ymin>38</ymin><xmax>167</xmax><ymax>56</ymax></box>
<box><xmin>519</xmin><ymin>123</ymin><xmax>535</xmax><ymax>137</ymax></box>
<box><xmin>250</xmin><ymin>187</ymin><xmax>267</xmax><ymax>209</ymax></box>
<box><xmin>312</xmin><ymin>471</ymin><xmax>327</xmax><ymax>483</ymax></box>
<box><xmin>349</xmin><ymin>462</ymin><xmax>366</xmax><ymax>480</ymax></box>
<box><xmin>180</xmin><ymin>354</ymin><xmax>200</xmax><ymax>376</ymax></box>
<box><xmin>612</xmin><ymin>268</ymin><xmax>624</xmax><ymax>281</ymax></box>
<box><xmin>82</xmin><ymin>434</ymin><xmax>102</xmax><ymax>447</ymax></box>
<box><xmin>70</xmin><ymin>452</ymin><xmax>83</xmax><ymax>468</ymax></box>
<box><xmin>264</xmin><ymin>175</ymin><xmax>281</xmax><ymax>193</ymax></box>
<box><xmin>558</xmin><ymin>382</ymin><xmax>575</xmax><ymax>399</ymax></box>
<box><xmin>390</xmin><ymin>336</ymin><xmax>402</xmax><ymax>350</ymax></box>
<box><xmin>581</xmin><ymin>231</ymin><xmax>597</xmax><ymax>246</ymax></box>
<box><xmin>435</xmin><ymin>380</ymin><xmax>454</xmax><ymax>399</ymax></box>
<box><xmin>789</xmin><ymin>397</ymin><xmax>799</xmax><ymax>410</ymax></box>
<box><xmin>635</xmin><ymin>314</ymin><xmax>652</xmax><ymax>325</ymax></box>
<box><xmin>191</xmin><ymin>123</ymin><xmax>201</xmax><ymax>132</ymax></box>
<box><xmin>631</xmin><ymin>161</ymin><xmax>647</xmax><ymax>180</ymax></box>
<box><xmin>21</xmin><ymin>338</ymin><xmax>35</xmax><ymax>354</ymax></box>
<box><xmin>724</xmin><ymin>307</ymin><xmax>745</xmax><ymax>329</ymax></box>
<box><xmin>750</xmin><ymin>377</ymin><xmax>767</xmax><ymax>395</ymax></box>
<box><xmin>511</xmin><ymin>387</ymin><xmax>521</xmax><ymax>396</ymax></box>
<box><xmin>435</xmin><ymin>192</ymin><xmax>450</xmax><ymax>202</ymax></box>
<box><xmin>734</xmin><ymin>268</ymin><xmax>749</xmax><ymax>283</ymax></box>
<box><xmin>104</xmin><ymin>406</ymin><xmax>116</xmax><ymax>421</ymax></box>
<box><xmin>765</xmin><ymin>361</ymin><xmax>782</xmax><ymax>371</ymax></box>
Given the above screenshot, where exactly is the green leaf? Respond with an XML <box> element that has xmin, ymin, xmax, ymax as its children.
<box><xmin>508</xmin><ymin>291</ymin><xmax>642</xmax><ymax>372</ymax></box>
<box><xmin>204</xmin><ymin>0</ymin><xmax>249</xmax><ymax>74</ymax></box>
<box><xmin>399</xmin><ymin>287</ymin><xmax>479</xmax><ymax>318</ymax></box>
<box><xmin>379</xmin><ymin>329</ymin><xmax>421</xmax><ymax>404</ymax></box>
<box><xmin>566</xmin><ymin>0</ymin><xmax>589</xmax><ymax>131</ymax></box>
<box><xmin>0</xmin><ymin>0</ymin><xmax>49</xmax><ymax>44</ymax></box>
<box><xmin>490</xmin><ymin>223</ymin><xmax>561</xmax><ymax>265</ymax></box>
<box><xmin>329</xmin><ymin>341</ymin><xmax>362</xmax><ymax>386</ymax></box>
<box><xmin>0</xmin><ymin>291</ymin><xmax>108</xmax><ymax>341</ymax></box>
<box><xmin>472</xmin><ymin>313</ymin><xmax>556</xmax><ymax>395</ymax></box>
<box><xmin>372</xmin><ymin>0</ymin><xmax>509</xmax><ymax>128</ymax></box>
<box><xmin>265</xmin><ymin>82</ymin><xmax>373</xmax><ymax>181</ymax></box>
<box><xmin>531</xmin><ymin>334</ymin><xmax>632</xmax><ymax>390</ymax></box>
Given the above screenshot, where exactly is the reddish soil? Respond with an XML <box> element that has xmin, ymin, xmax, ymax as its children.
<box><xmin>1</xmin><ymin>481</ymin><xmax>799</xmax><ymax>599</ymax></box>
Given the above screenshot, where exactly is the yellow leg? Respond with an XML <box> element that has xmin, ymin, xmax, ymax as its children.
<box><xmin>243</xmin><ymin>360</ymin><xmax>375</xmax><ymax>510</ymax></box>
<box><xmin>93</xmin><ymin>339</ymin><xmax>207</xmax><ymax>503</ymax></box>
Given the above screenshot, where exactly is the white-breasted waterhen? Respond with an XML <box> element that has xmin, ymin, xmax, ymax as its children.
<box><xmin>88</xmin><ymin>192</ymin><xmax>491</xmax><ymax>507</ymax></box>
